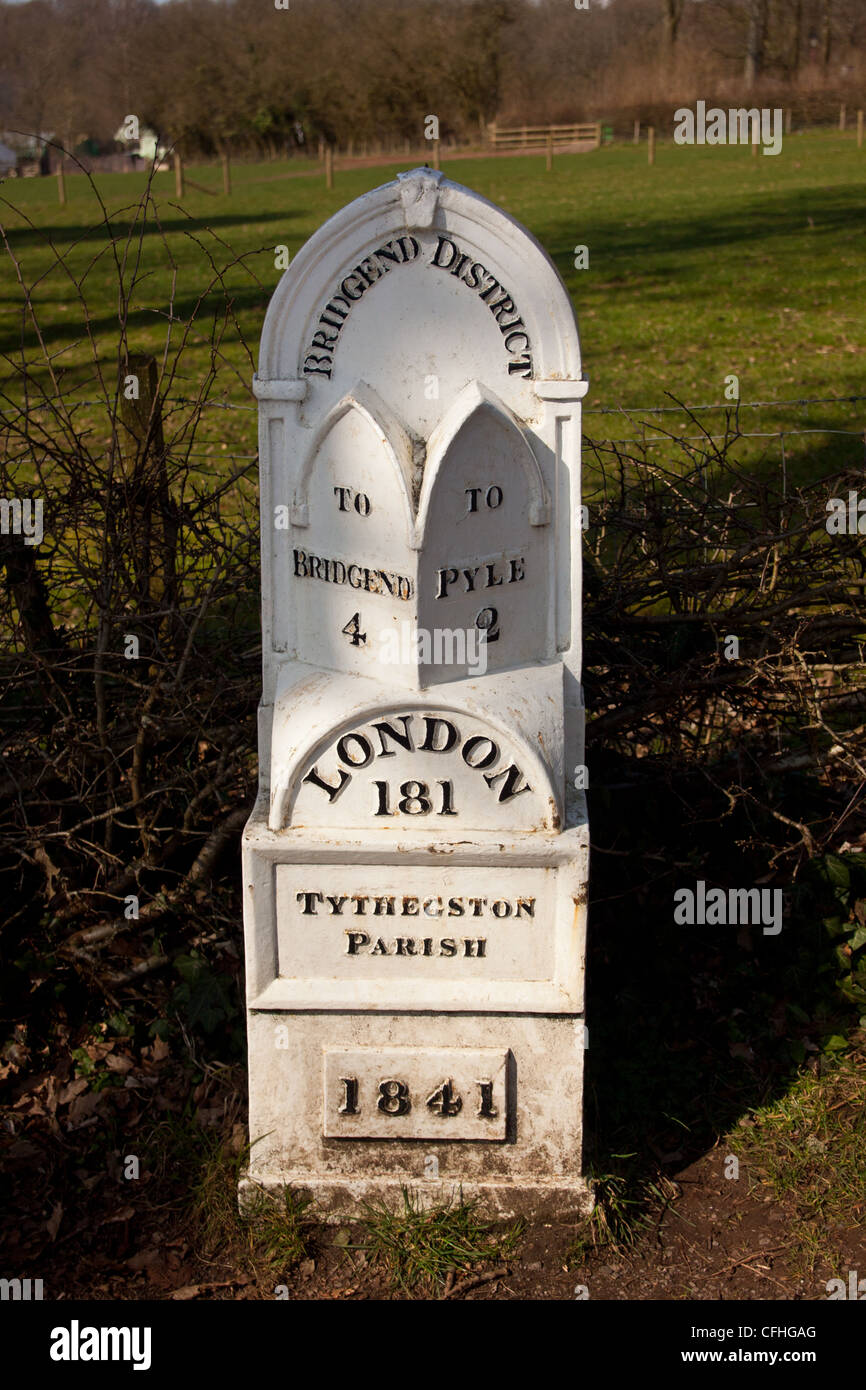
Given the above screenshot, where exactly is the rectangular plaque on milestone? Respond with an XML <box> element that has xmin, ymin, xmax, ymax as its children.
<box><xmin>241</xmin><ymin>167</ymin><xmax>591</xmax><ymax>1218</ymax></box>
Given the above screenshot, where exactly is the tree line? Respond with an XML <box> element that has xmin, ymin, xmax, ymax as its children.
<box><xmin>0</xmin><ymin>0</ymin><xmax>863</xmax><ymax>159</ymax></box>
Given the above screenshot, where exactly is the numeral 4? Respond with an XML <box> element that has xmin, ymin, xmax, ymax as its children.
<box><xmin>341</xmin><ymin>612</ymin><xmax>366</xmax><ymax>646</ymax></box>
<box><xmin>426</xmin><ymin>1078</ymin><xmax>462</xmax><ymax>1116</ymax></box>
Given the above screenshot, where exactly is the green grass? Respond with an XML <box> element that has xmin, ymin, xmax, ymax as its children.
<box><xmin>1</xmin><ymin>130</ymin><xmax>864</xmax><ymax>484</ymax></box>
<box><xmin>359</xmin><ymin>1187</ymin><xmax>523</xmax><ymax>1294</ymax></box>
<box><xmin>729</xmin><ymin>1043</ymin><xmax>866</xmax><ymax>1277</ymax></box>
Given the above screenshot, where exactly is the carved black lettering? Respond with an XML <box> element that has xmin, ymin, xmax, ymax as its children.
<box><xmin>327</xmin><ymin>895</ymin><xmax>348</xmax><ymax>914</ymax></box>
<box><xmin>483</xmin><ymin>763</ymin><xmax>532</xmax><ymax>801</ymax></box>
<box><xmin>311</xmin><ymin>327</ymin><xmax>339</xmax><ymax>349</ymax></box>
<box><xmin>341</xmin><ymin>612</ymin><xmax>366</xmax><ymax>646</ymax></box>
<box><xmin>374</xmin><ymin>896</ymin><xmax>396</xmax><ymax>916</ymax></box>
<box><xmin>336</xmin><ymin>732</ymin><xmax>373</xmax><ymax>767</ymax></box>
<box><xmin>477</xmin><ymin>1080</ymin><xmax>498</xmax><ymax>1118</ymax></box>
<box><xmin>426</xmin><ymin>1079</ymin><xmax>462</xmax><ymax>1116</ymax></box>
<box><xmin>431</xmin><ymin>234</ymin><xmax>459</xmax><ymax>269</ymax></box>
<box><xmin>489</xmin><ymin>293</ymin><xmax>515</xmax><ymax>322</ymax></box>
<box><xmin>372</xmin><ymin>716</ymin><xmax>414</xmax><ymax>757</ymax></box>
<box><xmin>491</xmin><ymin>900</ymin><xmax>512</xmax><ymax>918</ymax></box>
<box><xmin>377</xmin><ymin>1079</ymin><xmax>411</xmax><ymax>1115</ymax></box>
<box><xmin>296</xmin><ymin>891</ymin><xmax>324</xmax><ymax>914</ymax></box>
<box><xmin>463</xmin><ymin>938</ymin><xmax>487</xmax><ymax>956</ymax></box>
<box><xmin>398</xmin><ymin>780</ymin><xmax>432</xmax><ymax>814</ymax></box>
<box><xmin>340</xmin><ymin>274</ymin><xmax>365</xmax><ymax>301</ymax></box>
<box><xmin>477</xmin><ymin>274</ymin><xmax>501</xmax><ymax>302</ymax></box>
<box><xmin>437</xmin><ymin>780</ymin><xmax>457</xmax><ymax>815</ymax></box>
<box><xmin>484</xmin><ymin>561</ymin><xmax>504</xmax><ymax>587</ymax></box>
<box><xmin>447</xmin><ymin>897</ymin><xmax>465</xmax><ymax>916</ymax></box>
<box><xmin>508</xmin><ymin>354</ymin><xmax>533</xmax><ymax>377</ymax></box>
<box><xmin>504</xmin><ymin>330</ymin><xmax>530</xmax><ymax>353</ymax></box>
<box><xmin>293</xmin><ymin>548</ymin><xmax>308</xmax><ymax>577</ymax></box>
<box><xmin>338</xmin><ymin>1077</ymin><xmax>359</xmax><ymax>1114</ymax></box>
<box><xmin>355</xmin><ymin>256</ymin><xmax>381</xmax><ymax>286</ymax></box>
<box><xmin>476</xmin><ymin>605</ymin><xmax>500</xmax><ymax>643</ymax></box>
<box><xmin>302</xmin><ymin>765</ymin><xmax>351</xmax><ymax>802</ymax></box>
<box><xmin>436</xmin><ymin>566</ymin><xmax>459</xmax><ymax>598</ymax></box>
<box><xmin>302</xmin><ymin>354</ymin><xmax>332</xmax><ymax>377</ymax></box>
<box><xmin>419</xmin><ymin>717</ymin><xmax>458</xmax><ymax>753</ymax></box>
<box><xmin>515</xmin><ymin>897</ymin><xmax>536</xmax><ymax>918</ymax></box>
<box><xmin>370</xmin><ymin>938</ymin><xmax>389</xmax><ymax>954</ymax></box>
<box><xmin>374</xmin><ymin>240</ymin><xmax>402</xmax><ymax>267</ymax></box>
<box><xmin>373</xmin><ymin>780</ymin><xmax>392</xmax><ymax>816</ymax></box>
<box><xmin>462</xmin><ymin>735</ymin><xmax>499</xmax><ymax>770</ymax></box>
<box><xmin>439</xmin><ymin>938</ymin><xmax>457</xmax><ymax>957</ymax></box>
<box><xmin>345</xmin><ymin>931</ymin><xmax>369</xmax><ymax>954</ymax></box>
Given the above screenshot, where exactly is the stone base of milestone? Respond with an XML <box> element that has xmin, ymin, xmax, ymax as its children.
<box><xmin>238</xmin><ymin>1172</ymin><xmax>594</xmax><ymax>1224</ymax></box>
<box><xmin>238</xmin><ymin>1004</ymin><xmax>593</xmax><ymax>1226</ymax></box>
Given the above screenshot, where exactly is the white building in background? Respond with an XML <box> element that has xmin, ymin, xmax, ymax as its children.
<box><xmin>113</xmin><ymin>123</ymin><xmax>169</xmax><ymax>167</ymax></box>
<box><xmin>0</xmin><ymin>141</ymin><xmax>17</xmax><ymax>175</ymax></box>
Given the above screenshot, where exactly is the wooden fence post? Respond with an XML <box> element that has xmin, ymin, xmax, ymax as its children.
<box><xmin>647</xmin><ymin>126</ymin><xmax>655</xmax><ymax>166</ymax></box>
<box><xmin>221</xmin><ymin>152</ymin><xmax>231</xmax><ymax>195</ymax></box>
<box><xmin>633</xmin><ymin>119</ymin><xmax>640</xmax><ymax>145</ymax></box>
<box><xmin>57</xmin><ymin>160</ymin><xmax>66</xmax><ymax>205</ymax></box>
<box><xmin>785</xmin><ymin>108</ymin><xmax>792</xmax><ymax>135</ymax></box>
<box><xmin>858</xmin><ymin>110</ymin><xmax>864</xmax><ymax>148</ymax></box>
<box><xmin>546</xmin><ymin>131</ymin><xmax>553</xmax><ymax>171</ymax></box>
<box><xmin>432</xmin><ymin>138</ymin><xmax>440</xmax><ymax>170</ymax></box>
<box><xmin>840</xmin><ymin>103</ymin><xmax>846</xmax><ymax>132</ymax></box>
<box><xmin>325</xmin><ymin>145</ymin><xmax>333</xmax><ymax>189</ymax></box>
<box><xmin>173</xmin><ymin>151</ymin><xmax>184</xmax><ymax>198</ymax></box>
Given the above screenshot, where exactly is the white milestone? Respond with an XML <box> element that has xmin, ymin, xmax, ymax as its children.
<box><xmin>241</xmin><ymin>167</ymin><xmax>591</xmax><ymax>1218</ymax></box>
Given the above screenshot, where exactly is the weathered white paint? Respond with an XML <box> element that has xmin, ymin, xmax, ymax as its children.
<box><xmin>243</xmin><ymin>168</ymin><xmax>591</xmax><ymax>1219</ymax></box>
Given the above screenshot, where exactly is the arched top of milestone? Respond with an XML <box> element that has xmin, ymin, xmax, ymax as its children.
<box><xmin>256</xmin><ymin>167</ymin><xmax>583</xmax><ymax>388</ymax></box>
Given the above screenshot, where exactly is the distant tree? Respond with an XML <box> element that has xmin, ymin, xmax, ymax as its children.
<box><xmin>661</xmin><ymin>0</ymin><xmax>686</xmax><ymax>55</ymax></box>
<box><xmin>744</xmin><ymin>0</ymin><xmax>769</xmax><ymax>84</ymax></box>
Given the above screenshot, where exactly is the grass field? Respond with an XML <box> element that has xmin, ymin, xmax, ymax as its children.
<box><xmin>1</xmin><ymin>130</ymin><xmax>864</xmax><ymax>481</ymax></box>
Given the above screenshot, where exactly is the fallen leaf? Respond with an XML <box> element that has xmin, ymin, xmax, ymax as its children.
<box><xmin>105</xmin><ymin>1053</ymin><xmax>134</xmax><ymax>1074</ymax></box>
<box><xmin>103</xmin><ymin>1206</ymin><xmax>136</xmax><ymax>1225</ymax></box>
<box><xmin>127</xmin><ymin>1247</ymin><xmax>161</xmax><ymax>1271</ymax></box>
<box><xmin>58</xmin><ymin>1077</ymin><xmax>88</xmax><ymax>1105</ymax></box>
<box><xmin>45</xmin><ymin>1202</ymin><xmax>63</xmax><ymax>1240</ymax></box>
